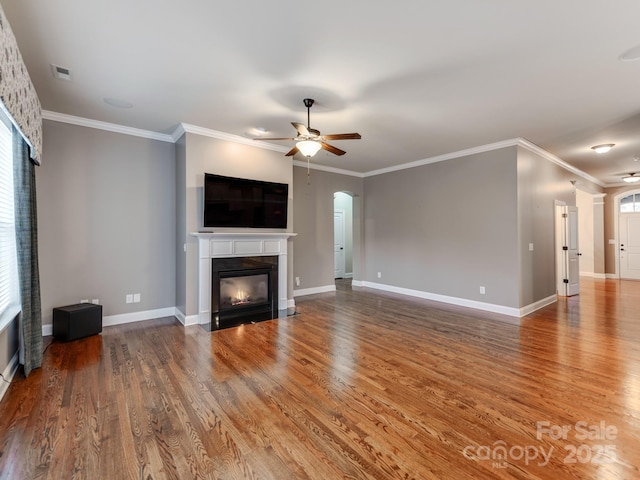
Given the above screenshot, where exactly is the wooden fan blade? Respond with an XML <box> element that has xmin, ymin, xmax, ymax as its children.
<box><xmin>321</xmin><ymin>133</ymin><xmax>361</xmax><ymax>140</ymax></box>
<box><xmin>321</xmin><ymin>142</ymin><xmax>346</xmax><ymax>156</ymax></box>
<box><xmin>254</xmin><ymin>137</ymin><xmax>296</xmax><ymax>141</ymax></box>
<box><xmin>292</xmin><ymin>122</ymin><xmax>310</xmax><ymax>136</ymax></box>
<box><xmin>285</xmin><ymin>146</ymin><xmax>299</xmax><ymax>157</ymax></box>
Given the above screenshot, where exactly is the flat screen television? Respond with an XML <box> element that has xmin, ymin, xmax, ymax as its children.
<box><xmin>203</xmin><ymin>173</ymin><xmax>288</xmax><ymax>229</ymax></box>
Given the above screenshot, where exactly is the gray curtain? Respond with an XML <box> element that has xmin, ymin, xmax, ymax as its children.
<box><xmin>13</xmin><ymin>126</ymin><xmax>42</xmax><ymax>376</ymax></box>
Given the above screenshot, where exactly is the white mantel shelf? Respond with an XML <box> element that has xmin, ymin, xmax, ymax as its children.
<box><xmin>191</xmin><ymin>232</ymin><xmax>297</xmax><ymax>238</ymax></box>
<box><xmin>190</xmin><ymin>232</ymin><xmax>297</xmax><ymax>326</ymax></box>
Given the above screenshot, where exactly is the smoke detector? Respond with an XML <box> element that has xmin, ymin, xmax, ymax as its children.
<box><xmin>51</xmin><ymin>64</ymin><xmax>72</xmax><ymax>81</ymax></box>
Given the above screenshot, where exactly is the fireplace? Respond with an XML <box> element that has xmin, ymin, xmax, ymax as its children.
<box><xmin>191</xmin><ymin>232</ymin><xmax>296</xmax><ymax>329</ymax></box>
<box><xmin>210</xmin><ymin>256</ymin><xmax>278</xmax><ymax>330</ymax></box>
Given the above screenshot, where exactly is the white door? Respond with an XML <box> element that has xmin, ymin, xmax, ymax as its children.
<box><xmin>334</xmin><ymin>210</ymin><xmax>345</xmax><ymax>279</ymax></box>
<box><xmin>619</xmin><ymin>214</ymin><xmax>640</xmax><ymax>280</ymax></box>
<box><xmin>556</xmin><ymin>205</ymin><xmax>580</xmax><ymax>296</ymax></box>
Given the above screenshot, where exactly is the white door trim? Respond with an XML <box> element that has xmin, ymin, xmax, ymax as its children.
<box><xmin>334</xmin><ymin>209</ymin><xmax>346</xmax><ymax>279</ymax></box>
<box><xmin>613</xmin><ymin>189</ymin><xmax>640</xmax><ymax>279</ymax></box>
<box><xmin>554</xmin><ymin>200</ymin><xmax>567</xmax><ymax>295</ymax></box>
<box><xmin>555</xmin><ymin>205</ymin><xmax>580</xmax><ymax>296</ymax></box>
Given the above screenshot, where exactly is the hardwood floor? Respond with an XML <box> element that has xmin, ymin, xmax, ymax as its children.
<box><xmin>1</xmin><ymin>278</ymin><xmax>639</xmax><ymax>479</ymax></box>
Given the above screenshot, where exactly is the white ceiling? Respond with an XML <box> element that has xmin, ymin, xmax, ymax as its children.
<box><xmin>4</xmin><ymin>0</ymin><xmax>640</xmax><ymax>185</ymax></box>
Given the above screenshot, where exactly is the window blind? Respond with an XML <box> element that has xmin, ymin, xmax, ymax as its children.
<box><xmin>0</xmin><ymin>112</ymin><xmax>19</xmax><ymax>329</ymax></box>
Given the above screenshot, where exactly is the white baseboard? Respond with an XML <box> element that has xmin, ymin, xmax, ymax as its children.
<box><xmin>174</xmin><ymin>308</ymin><xmax>186</xmax><ymax>325</ymax></box>
<box><xmin>362</xmin><ymin>281</ymin><xmax>522</xmax><ymax>317</ymax></box>
<box><xmin>293</xmin><ymin>285</ymin><xmax>336</xmax><ymax>297</ymax></box>
<box><xmin>174</xmin><ymin>308</ymin><xmax>200</xmax><ymax>326</ymax></box>
<box><xmin>580</xmin><ymin>272</ymin><xmax>607</xmax><ymax>279</ymax></box>
<box><xmin>606</xmin><ymin>273</ymin><xmax>619</xmax><ymax>279</ymax></box>
<box><xmin>102</xmin><ymin>307</ymin><xmax>176</xmax><ymax>327</ymax></box>
<box><xmin>351</xmin><ymin>280</ymin><xmax>365</xmax><ymax>287</ymax></box>
<box><xmin>287</xmin><ymin>299</ymin><xmax>296</xmax><ymax>309</ymax></box>
<box><xmin>519</xmin><ymin>294</ymin><xmax>557</xmax><ymax>317</ymax></box>
<box><xmin>184</xmin><ymin>315</ymin><xmax>200</xmax><ymax>326</ymax></box>
<box><xmin>0</xmin><ymin>352</ymin><xmax>19</xmax><ymax>402</ymax></box>
<box><xmin>362</xmin><ymin>281</ymin><xmax>558</xmax><ymax>318</ymax></box>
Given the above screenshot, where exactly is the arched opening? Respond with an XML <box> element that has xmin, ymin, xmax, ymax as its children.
<box><xmin>615</xmin><ymin>189</ymin><xmax>640</xmax><ymax>280</ymax></box>
<box><xmin>334</xmin><ymin>191</ymin><xmax>354</xmax><ymax>286</ymax></box>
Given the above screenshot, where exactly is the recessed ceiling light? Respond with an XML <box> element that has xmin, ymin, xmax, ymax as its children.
<box><xmin>591</xmin><ymin>144</ymin><xmax>614</xmax><ymax>154</ymax></box>
<box><xmin>619</xmin><ymin>44</ymin><xmax>640</xmax><ymax>62</ymax></box>
<box><xmin>103</xmin><ymin>97</ymin><xmax>133</xmax><ymax>109</ymax></box>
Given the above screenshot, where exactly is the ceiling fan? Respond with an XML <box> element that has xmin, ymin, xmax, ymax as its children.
<box><xmin>254</xmin><ymin>98</ymin><xmax>361</xmax><ymax>157</ymax></box>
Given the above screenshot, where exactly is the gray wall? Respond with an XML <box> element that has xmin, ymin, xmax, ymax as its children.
<box><xmin>364</xmin><ymin>146</ymin><xmax>520</xmax><ymax>308</ymax></box>
<box><xmin>175</xmin><ymin>134</ymin><xmax>187</xmax><ymax>316</ymax></box>
<box><xmin>181</xmin><ymin>133</ymin><xmax>293</xmax><ymax>317</ymax></box>
<box><xmin>516</xmin><ymin>146</ymin><xmax>583</xmax><ymax>306</ymax></box>
<box><xmin>593</xmin><ymin>195</ymin><xmax>605</xmax><ymax>276</ymax></box>
<box><xmin>37</xmin><ymin>120</ymin><xmax>176</xmax><ymax>326</ymax></box>
<box><xmin>576</xmin><ymin>189</ymin><xmax>595</xmax><ymax>275</ymax></box>
<box><xmin>32</xmin><ymin>119</ymin><xmax>611</xmax><ymax>340</ymax></box>
<box><xmin>293</xmin><ymin>166</ymin><xmax>364</xmax><ymax>291</ymax></box>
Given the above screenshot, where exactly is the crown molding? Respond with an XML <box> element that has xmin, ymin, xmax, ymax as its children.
<box><xmin>292</xmin><ymin>160</ymin><xmax>364</xmax><ymax>178</ymax></box>
<box><xmin>174</xmin><ymin>123</ymin><xmax>289</xmax><ymax>154</ymax></box>
<box><xmin>363</xmin><ymin>138</ymin><xmax>519</xmax><ymax>178</ymax></box>
<box><xmin>516</xmin><ymin>138</ymin><xmax>606</xmax><ymax>188</ymax></box>
<box><xmin>41</xmin><ymin>111</ymin><xmax>607</xmax><ymax>187</ymax></box>
<box><xmin>42</xmin><ymin>110</ymin><xmax>175</xmax><ymax>142</ymax></box>
<box><xmin>604</xmin><ymin>181</ymin><xmax>640</xmax><ymax>189</ymax></box>
<box><xmin>363</xmin><ymin>137</ymin><xmax>606</xmax><ymax>189</ymax></box>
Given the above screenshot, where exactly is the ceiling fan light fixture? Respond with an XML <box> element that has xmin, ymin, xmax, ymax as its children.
<box><xmin>591</xmin><ymin>144</ymin><xmax>614</xmax><ymax>154</ymax></box>
<box><xmin>297</xmin><ymin>140</ymin><xmax>322</xmax><ymax>157</ymax></box>
<box><xmin>623</xmin><ymin>173</ymin><xmax>640</xmax><ymax>183</ymax></box>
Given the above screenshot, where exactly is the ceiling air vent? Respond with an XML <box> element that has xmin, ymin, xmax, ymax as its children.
<box><xmin>51</xmin><ymin>64</ymin><xmax>72</xmax><ymax>81</ymax></box>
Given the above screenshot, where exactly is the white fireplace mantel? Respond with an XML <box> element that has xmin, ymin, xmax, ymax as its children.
<box><xmin>191</xmin><ymin>232</ymin><xmax>296</xmax><ymax>325</ymax></box>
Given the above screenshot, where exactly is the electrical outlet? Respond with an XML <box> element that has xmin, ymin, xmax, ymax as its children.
<box><xmin>479</xmin><ymin>286</ymin><xmax>486</xmax><ymax>295</ymax></box>
<box><xmin>377</xmin><ymin>272</ymin><xmax>382</xmax><ymax>279</ymax></box>
<box><xmin>80</xmin><ymin>299</ymin><xmax>89</xmax><ymax>303</ymax></box>
<box><xmin>133</xmin><ymin>293</ymin><xmax>141</xmax><ymax>303</ymax></box>
<box><xmin>126</xmin><ymin>294</ymin><xmax>133</xmax><ymax>304</ymax></box>
<box><xmin>295</xmin><ymin>277</ymin><xmax>300</xmax><ymax>287</ymax></box>
<box><xmin>529</xmin><ymin>243</ymin><xmax>534</xmax><ymax>252</ymax></box>
<box><xmin>91</xmin><ymin>298</ymin><xmax>99</xmax><ymax>305</ymax></box>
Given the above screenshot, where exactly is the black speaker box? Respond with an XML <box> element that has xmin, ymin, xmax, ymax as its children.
<box><xmin>53</xmin><ymin>303</ymin><xmax>103</xmax><ymax>341</ymax></box>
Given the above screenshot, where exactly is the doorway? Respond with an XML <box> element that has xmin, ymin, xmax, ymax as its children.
<box><xmin>616</xmin><ymin>191</ymin><xmax>640</xmax><ymax>280</ymax></box>
<box><xmin>334</xmin><ymin>192</ymin><xmax>354</xmax><ymax>280</ymax></box>
<box><xmin>334</xmin><ymin>210</ymin><xmax>345</xmax><ymax>278</ymax></box>
<box><xmin>555</xmin><ymin>204</ymin><xmax>580</xmax><ymax>296</ymax></box>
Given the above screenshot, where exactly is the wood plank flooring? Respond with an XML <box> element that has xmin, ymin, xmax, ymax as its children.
<box><xmin>1</xmin><ymin>278</ymin><xmax>639</xmax><ymax>479</ymax></box>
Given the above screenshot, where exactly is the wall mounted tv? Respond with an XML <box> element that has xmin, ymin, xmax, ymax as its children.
<box><xmin>203</xmin><ymin>173</ymin><xmax>288</xmax><ymax>229</ymax></box>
